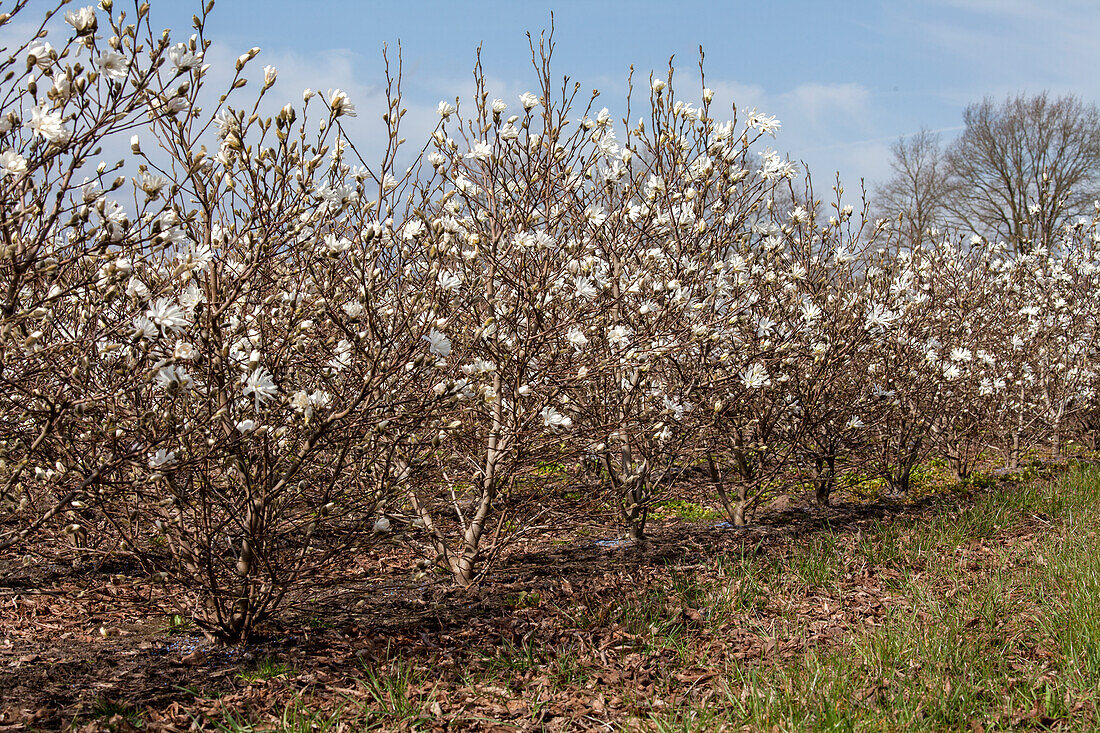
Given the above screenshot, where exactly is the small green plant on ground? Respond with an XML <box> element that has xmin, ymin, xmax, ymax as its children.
<box><xmin>237</xmin><ymin>658</ymin><xmax>294</xmax><ymax>684</ymax></box>
<box><xmin>90</xmin><ymin>696</ymin><xmax>144</xmax><ymax>730</ymax></box>
<box><xmin>358</xmin><ymin>656</ymin><xmax>428</xmax><ymax>727</ymax></box>
<box><xmin>653</xmin><ymin>499</ymin><xmax>723</xmax><ymax>522</ymax></box>
<box><xmin>534</xmin><ymin>461</ymin><xmax>567</xmax><ymax>477</ymax></box>
<box><xmin>165</xmin><ymin>613</ymin><xmax>194</xmax><ymax>635</ymax></box>
<box><xmin>503</xmin><ymin>590</ymin><xmax>542</xmax><ymax>609</ymax></box>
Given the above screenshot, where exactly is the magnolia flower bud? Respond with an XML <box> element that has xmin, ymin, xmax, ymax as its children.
<box><xmin>235</xmin><ymin>47</ymin><xmax>260</xmax><ymax>71</ymax></box>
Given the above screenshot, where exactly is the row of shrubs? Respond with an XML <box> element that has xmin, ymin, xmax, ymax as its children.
<box><xmin>1</xmin><ymin>1</ymin><xmax>1098</xmax><ymax>641</ymax></box>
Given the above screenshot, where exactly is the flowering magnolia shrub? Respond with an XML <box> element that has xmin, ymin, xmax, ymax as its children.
<box><xmin>0</xmin><ymin>0</ymin><xmax>449</xmax><ymax>641</ymax></box>
<box><xmin>3</xmin><ymin>2</ymin><xmax>1100</xmax><ymax>642</ymax></box>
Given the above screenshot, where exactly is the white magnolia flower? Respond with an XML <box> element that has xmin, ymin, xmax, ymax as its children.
<box><xmin>652</xmin><ymin>78</ymin><xmax>666</xmax><ymax>93</ymax></box>
<box><xmin>437</xmin><ymin>271</ymin><xmax>462</xmax><ymax>291</ymax></box>
<box><xmin>148</xmin><ymin>449</ymin><xmax>176</xmax><ymax>468</ymax></box>
<box><xmin>27</xmin><ymin>106</ymin><xmax>70</xmax><ymax>145</ymax></box>
<box><xmin>747</xmin><ymin>109</ymin><xmax>781</xmax><ymax>136</ymax></box>
<box><xmin>138</xmin><ymin>172</ymin><xmax>167</xmax><ymax>197</ymax></box>
<box><xmin>373</xmin><ymin>516</ymin><xmax>391</xmax><ymax>533</ymax></box>
<box><xmin>173</xmin><ymin>342</ymin><xmax>197</xmax><ymax>360</ymax></box>
<box><xmin>800</xmin><ymin>301</ymin><xmax>822</xmax><ymax>323</ymax></box>
<box><xmin>156</xmin><ymin>365</ymin><xmax>193</xmax><ymax>392</ymax></box>
<box><xmin>460</xmin><ymin>358</ymin><xmax>496</xmax><ymax>375</ymax></box>
<box><xmin>574</xmin><ymin>277</ymin><xmax>599</xmax><ymax>300</ymax></box>
<box><xmin>26</xmin><ymin>43</ymin><xmax>54</xmax><ymax>72</ymax></box>
<box><xmin>290</xmin><ymin>389</ymin><xmax>330</xmax><ymax>420</ymax></box>
<box><xmin>437</xmin><ymin>100</ymin><xmax>456</xmax><ymax>119</ymax></box>
<box><xmin>740</xmin><ymin>362</ymin><xmax>770</xmax><ymax>390</ymax></box>
<box><xmin>584</xmin><ymin>206</ymin><xmax>608</xmax><ymax>226</ymax></box>
<box><xmin>519</xmin><ymin>92</ymin><xmax>539</xmax><ymax>110</ymax></box>
<box><xmin>846</xmin><ymin>416</ymin><xmax>866</xmax><ymax>430</ymax></box>
<box><xmin>566</xmin><ymin>328</ymin><xmax>588</xmax><ymax>350</ymax></box>
<box><xmin>179</xmin><ymin>284</ymin><xmax>205</xmax><ymax>311</ymax></box>
<box><xmin>541</xmin><ymin>406</ymin><xmax>573</xmax><ymax>430</ymax></box>
<box><xmin>51</xmin><ymin>73</ymin><xmax>74</xmax><ymax>100</ymax></box>
<box><xmin>65</xmin><ymin>6</ymin><xmax>97</xmax><ymax>33</ymax></box>
<box><xmin>758</xmin><ymin>148</ymin><xmax>796</xmax><ymax>180</ymax></box>
<box><xmin>607</xmin><ymin>325</ymin><xmax>631</xmax><ymax>348</ymax></box>
<box><xmin>425</xmin><ymin>328</ymin><xmax>451</xmax><ymax>358</ymax></box>
<box><xmin>491</xmin><ymin>98</ymin><xmax>507</xmax><ymax>114</ymax></box>
<box><xmin>96</xmin><ymin>50</ymin><xmax>130</xmax><ymax>81</ymax></box>
<box><xmin>328</xmin><ymin>89</ymin><xmax>356</xmax><ymax>117</ymax></box>
<box><xmin>132</xmin><ymin>315</ymin><xmax>157</xmax><ymax>340</ymax></box>
<box><xmin>309</xmin><ymin>390</ymin><xmax>331</xmax><ymax>411</ymax></box>
<box><xmin>168</xmin><ymin>43</ymin><xmax>203</xmax><ymax>73</ymax></box>
<box><xmin>0</xmin><ymin>150</ymin><xmax>27</xmax><ymax>177</ymax></box>
<box><xmin>235</xmin><ymin>419</ymin><xmax>257</xmax><ymax>434</ymax></box>
<box><xmin>290</xmin><ymin>390</ymin><xmax>310</xmax><ymax>413</ymax></box>
<box><xmin>243</xmin><ymin>367</ymin><xmax>277</xmax><ymax>407</ymax></box>
<box><xmin>864</xmin><ymin>304</ymin><xmax>897</xmax><ymax>330</ymax></box>
<box><xmin>465</xmin><ymin>140</ymin><xmax>492</xmax><ymax>161</ymax></box>
<box><xmin>328</xmin><ymin>339</ymin><xmax>353</xmax><ymax>371</ymax></box>
<box><xmin>177</xmin><ymin>242</ymin><xmax>214</xmax><ymax>274</ymax></box>
<box><xmin>146</xmin><ymin>298</ymin><xmax>190</xmax><ymax>335</ymax></box>
<box><xmin>324</xmin><ymin>234</ymin><xmax>352</xmax><ymax>254</ymax></box>
<box><xmin>402</xmin><ymin>220</ymin><xmax>426</xmax><ymax>240</ymax></box>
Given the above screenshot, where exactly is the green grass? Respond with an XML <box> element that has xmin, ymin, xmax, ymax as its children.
<box><xmin>358</xmin><ymin>655</ymin><xmax>430</xmax><ymax>728</ymax></box>
<box><xmin>708</xmin><ymin>547</ymin><xmax>783</xmax><ymax>617</ymax></box>
<box><xmin>237</xmin><ymin>658</ymin><xmax>294</xmax><ymax>684</ymax></box>
<box><xmin>90</xmin><ymin>696</ymin><xmax>144</xmax><ymax>730</ymax></box>
<box><xmin>786</xmin><ymin>531</ymin><xmax>842</xmax><ymax>590</ymax></box>
<box><xmin>477</xmin><ymin>637</ymin><xmax>548</xmax><ymax>675</ymax></box>
<box><xmin>650</xmin><ymin>466</ymin><xmax>1100</xmax><ymax>731</ymax></box>
<box><xmin>213</xmin><ymin>702</ymin><xmax>349</xmax><ymax>732</ymax></box>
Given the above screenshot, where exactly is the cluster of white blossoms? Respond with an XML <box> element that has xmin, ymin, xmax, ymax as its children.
<box><xmin>3</xmin><ymin>1</ymin><xmax>1100</xmax><ymax>639</ymax></box>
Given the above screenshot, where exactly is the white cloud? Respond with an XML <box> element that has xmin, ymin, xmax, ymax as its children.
<box><xmin>780</xmin><ymin>82</ymin><xmax>870</xmax><ymax>126</ymax></box>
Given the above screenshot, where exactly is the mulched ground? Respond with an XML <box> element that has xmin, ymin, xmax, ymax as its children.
<box><xmin>0</xmin><ymin>466</ymin><xmax>1065</xmax><ymax>731</ymax></box>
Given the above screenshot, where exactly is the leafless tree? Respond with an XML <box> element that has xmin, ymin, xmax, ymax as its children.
<box><xmin>873</xmin><ymin>128</ymin><xmax>949</xmax><ymax>246</ymax></box>
<box><xmin>944</xmin><ymin>93</ymin><xmax>1100</xmax><ymax>253</ymax></box>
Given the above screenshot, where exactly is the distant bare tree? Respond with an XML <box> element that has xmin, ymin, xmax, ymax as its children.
<box><xmin>874</xmin><ymin>128</ymin><xmax>949</xmax><ymax>245</ymax></box>
<box><xmin>944</xmin><ymin>93</ymin><xmax>1100</xmax><ymax>252</ymax></box>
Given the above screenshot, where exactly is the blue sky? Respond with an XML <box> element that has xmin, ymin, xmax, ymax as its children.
<box><xmin>144</xmin><ymin>0</ymin><xmax>1100</xmax><ymax>191</ymax></box>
